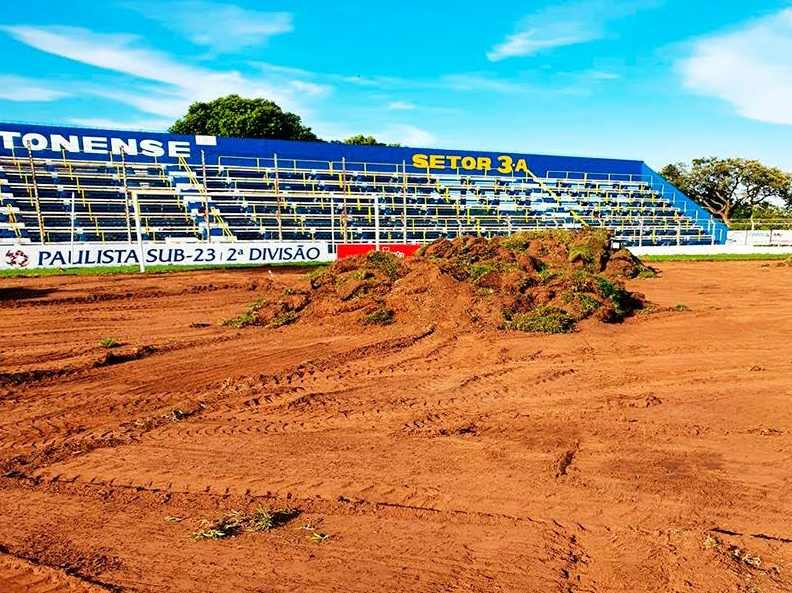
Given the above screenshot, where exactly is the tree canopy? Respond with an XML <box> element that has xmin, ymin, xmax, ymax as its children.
<box><xmin>169</xmin><ymin>95</ymin><xmax>319</xmax><ymax>141</ymax></box>
<box><xmin>342</xmin><ymin>135</ymin><xmax>401</xmax><ymax>147</ymax></box>
<box><xmin>660</xmin><ymin>157</ymin><xmax>792</xmax><ymax>225</ymax></box>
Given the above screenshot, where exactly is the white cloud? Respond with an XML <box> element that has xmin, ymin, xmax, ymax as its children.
<box><xmin>439</xmin><ymin>73</ymin><xmax>534</xmax><ymax>94</ymax></box>
<box><xmin>127</xmin><ymin>2</ymin><xmax>293</xmax><ymax>52</ymax></box>
<box><xmin>67</xmin><ymin>117</ymin><xmax>173</xmax><ymax>131</ymax></box>
<box><xmin>376</xmin><ymin>124</ymin><xmax>437</xmax><ymax>147</ymax></box>
<box><xmin>388</xmin><ymin>101</ymin><xmax>416</xmax><ymax>110</ymax></box>
<box><xmin>487</xmin><ymin>0</ymin><xmax>660</xmax><ymax>61</ymax></box>
<box><xmin>253</xmin><ymin>62</ymin><xmax>316</xmax><ymax>78</ymax></box>
<box><xmin>487</xmin><ymin>28</ymin><xmax>595</xmax><ymax>61</ymax></box>
<box><xmin>679</xmin><ymin>8</ymin><xmax>792</xmax><ymax>125</ymax></box>
<box><xmin>1</xmin><ymin>25</ymin><xmax>328</xmax><ymax>118</ymax></box>
<box><xmin>587</xmin><ymin>70</ymin><xmax>621</xmax><ymax>80</ymax></box>
<box><xmin>0</xmin><ymin>74</ymin><xmax>70</xmax><ymax>101</ymax></box>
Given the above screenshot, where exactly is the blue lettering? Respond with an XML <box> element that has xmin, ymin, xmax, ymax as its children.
<box><xmin>38</xmin><ymin>251</ymin><xmax>53</xmax><ymax>266</ymax></box>
<box><xmin>51</xmin><ymin>251</ymin><xmax>67</xmax><ymax>266</ymax></box>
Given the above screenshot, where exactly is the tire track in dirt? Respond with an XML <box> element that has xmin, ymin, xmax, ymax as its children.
<box><xmin>1</xmin><ymin>327</ymin><xmax>441</xmax><ymax>478</ymax></box>
<box><xmin>0</xmin><ymin>546</ymin><xmax>116</xmax><ymax>593</ymax></box>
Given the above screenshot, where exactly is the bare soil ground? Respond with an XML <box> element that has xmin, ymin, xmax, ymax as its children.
<box><xmin>1</xmin><ymin>261</ymin><xmax>791</xmax><ymax>592</ymax></box>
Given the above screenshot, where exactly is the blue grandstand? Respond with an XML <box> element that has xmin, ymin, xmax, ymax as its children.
<box><xmin>0</xmin><ymin>122</ymin><xmax>727</xmax><ymax>247</ymax></box>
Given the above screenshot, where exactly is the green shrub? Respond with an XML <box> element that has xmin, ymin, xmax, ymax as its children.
<box><xmin>98</xmin><ymin>337</ymin><xmax>120</xmax><ymax>348</ymax></box>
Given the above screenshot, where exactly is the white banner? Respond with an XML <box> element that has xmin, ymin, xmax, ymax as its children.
<box><xmin>771</xmin><ymin>230</ymin><xmax>792</xmax><ymax>245</ymax></box>
<box><xmin>1</xmin><ymin>241</ymin><xmax>332</xmax><ymax>270</ymax></box>
<box><xmin>727</xmin><ymin>230</ymin><xmax>792</xmax><ymax>246</ymax></box>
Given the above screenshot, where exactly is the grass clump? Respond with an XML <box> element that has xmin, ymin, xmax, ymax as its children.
<box><xmin>98</xmin><ymin>337</ymin><xmax>120</xmax><ymax>348</ymax></box>
<box><xmin>193</xmin><ymin>506</ymin><xmax>299</xmax><ymax>541</ymax></box>
<box><xmin>307</xmin><ymin>267</ymin><xmax>327</xmax><ymax>288</ymax></box>
<box><xmin>192</xmin><ymin>511</ymin><xmax>245</xmax><ymax>540</ymax></box>
<box><xmin>221</xmin><ymin>299</ymin><xmax>268</xmax><ymax>328</ymax></box>
<box><xmin>468</xmin><ymin>261</ymin><xmax>502</xmax><ymax>284</ymax></box>
<box><xmin>508</xmin><ymin>306</ymin><xmax>576</xmax><ymax>333</ymax></box>
<box><xmin>267</xmin><ymin>311</ymin><xmax>299</xmax><ymax>328</ymax></box>
<box><xmin>593</xmin><ymin>276</ymin><xmax>635</xmax><ymax>317</ymax></box>
<box><xmin>365</xmin><ymin>251</ymin><xmax>403</xmax><ymax>281</ymax></box>
<box><xmin>248</xmin><ymin>505</ymin><xmax>300</xmax><ymax>533</ymax></box>
<box><xmin>362</xmin><ymin>306</ymin><xmax>394</xmax><ymax>325</ymax></box>
<box><xmin>561</xmin><ymin>291</ymin><xmax>602</xmax><ymax>318</ymax></box>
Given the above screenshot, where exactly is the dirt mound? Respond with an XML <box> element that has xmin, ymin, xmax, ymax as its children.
<box><xmin>229</xmin><ymin>230</ymin><xmax>653</xmax><ymax>333</ymax></box>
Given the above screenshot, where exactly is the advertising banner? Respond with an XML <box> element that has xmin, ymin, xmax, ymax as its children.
<box><xmin>727</xmin><ymin>230</ymin><xmax>792</xmax><ymax>246</ymax></box>
<box><xmin>1</xmin><ymin>241</ymin><xmax>332</xmax><ymax>270</ymax></box>
<box><xmin>336</xmin><ymin>244</ymin><xmax>422</xmax><ymax>259</ymax></box>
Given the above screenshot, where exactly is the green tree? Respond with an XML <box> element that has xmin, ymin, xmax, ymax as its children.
<box><xmin>660</xmin><ymin>157</ymin><xmax>792</xmax><ymax>226</ymax></box>
<box><xmin>342</xmin><ymin>135</ymin><xmax>401</xmax><ymax>147</ymax></box>
<box><xmin>169</xmin><ymin>95</ymin><xmax>319</xmax><ymax>141</ymax></box>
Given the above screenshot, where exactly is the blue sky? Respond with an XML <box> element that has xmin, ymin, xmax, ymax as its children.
<box><xmin>1</xmin><ymin>0</ymin><xmax>791</xmax><ymax>169</ymax></box>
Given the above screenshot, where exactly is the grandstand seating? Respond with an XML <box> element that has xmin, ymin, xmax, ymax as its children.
<box><xmin>0</xmin><ymin>153</ymin><xmax>718</xmax><ymax>247</ymax></box>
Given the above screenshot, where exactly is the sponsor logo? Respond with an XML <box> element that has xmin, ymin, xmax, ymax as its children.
<box><xmin>5</xmin><ymin>249</ymin><xmax>29</xmax><ymax>268</ymax></box>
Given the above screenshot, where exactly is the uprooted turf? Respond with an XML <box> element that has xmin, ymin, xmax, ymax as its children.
<box><xmin>227</xmin><ymin>230</ymin><xmax>652</xmax><ymax>333</ymax></box>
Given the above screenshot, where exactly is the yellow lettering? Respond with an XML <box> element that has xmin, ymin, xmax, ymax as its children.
<box><xmin>497</xmin><ymin>155</ymin><xmax>513</xmax><ymax>174</ymax></box>
<box><xmin>448</xmin><ymin>155</ymin><xmax>461</xmax><ymax>170</ymax></box>
<box><xmin>461</xmin><ymin>156</ymin><xmax>476</xmax><ymax>170</ymax></box>
<box><xmin>515</xmin><ymin>158</ymin><xmax>529</xmax><ymax>174</ymax></box>
<box><xmin>412</xmin><ymin>154</ymin><xmax>429</xmax><ymax>169</ymax></box>
<box><xmin>429</xmin><ymin>154</ymin><xmax>445</xmax><ymax>169</ymax></box>
<box><xmin>477</xmin><ymin>157</ymin><xmax>492</xmax><ymax>171</ymax></box>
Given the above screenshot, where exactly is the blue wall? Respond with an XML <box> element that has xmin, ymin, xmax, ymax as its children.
<box><xmin>0</xmin><ymin>121</ymin><xmax>645</xmax><ymax>177</ymax></box>
<box><xmin>640</xmin><ymin>163</ymin><xmax>729</xmax><ymax>243</ymax></box>
<box><xmin>0</xmin><ymin>121</ymin><xmax>726</xmax><ymax>242</ymax></box>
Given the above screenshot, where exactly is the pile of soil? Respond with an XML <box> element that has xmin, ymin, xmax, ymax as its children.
<box><xmin>230</xmin><ymin>230</ymin><xmax>653</xmax><ymax>333</ymax></box>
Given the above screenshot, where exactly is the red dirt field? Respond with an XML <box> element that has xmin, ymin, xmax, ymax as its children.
<box><xmin>1</xmin><ymin>261</ymin><xmax>791</xmax><ymax>592</ymax></box>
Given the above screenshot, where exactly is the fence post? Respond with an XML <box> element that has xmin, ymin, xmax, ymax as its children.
<box><xmin>402</xmin><ymin>160</ymin><xmax>408</xmax><ymax>242</ymax></box>
<box><xmin>69</xmin><ymin>191</ymin><xmax>76</xmax><ymax>263</ymax></box>
<box><xmin>26</xmin><ymin>144</ymin><xmax>46</xmax><ymax>244</ymax></box>
<box><xmin>274</xmin><ymin>153</ymin><xmax>283</xmax><ymax>242</ymax></box>
<box><xmin>677</xmin><ymin>221</ymin><xmax>681</xmax><ymax>246</ymax></box>
<box><xmin>639</xmin><ymin>218</ymin><xmax>644</xmax><ymax>247</ymax></box>
<box><xmin>120</xmin><ymin>149</ymin><xmax>132</xmax><ymax>243</ymax></box>
<box><xmin>374</xmin><ymin>194</ymin><xmax>381</xmax><ymax>250</ymax></box>
<box><xmin>131</xmin><ymin>191</ymin><xmax>146</xmax><ymax>273</ymax></box>
<box><xmin>201</xmin><ymin>150</ymin><xmax>211</xmax><ymax>243</ymax></box>
<box><xmin>329</xmin><ymin>195</ymin><xmax>336</xmax><ymax>250</ymax></box>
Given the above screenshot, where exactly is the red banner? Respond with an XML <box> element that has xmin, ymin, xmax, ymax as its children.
<box><xmin>337</xmin><ymin>244</ymin><xmax>422</xmax><ymax>259</ymax></box>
